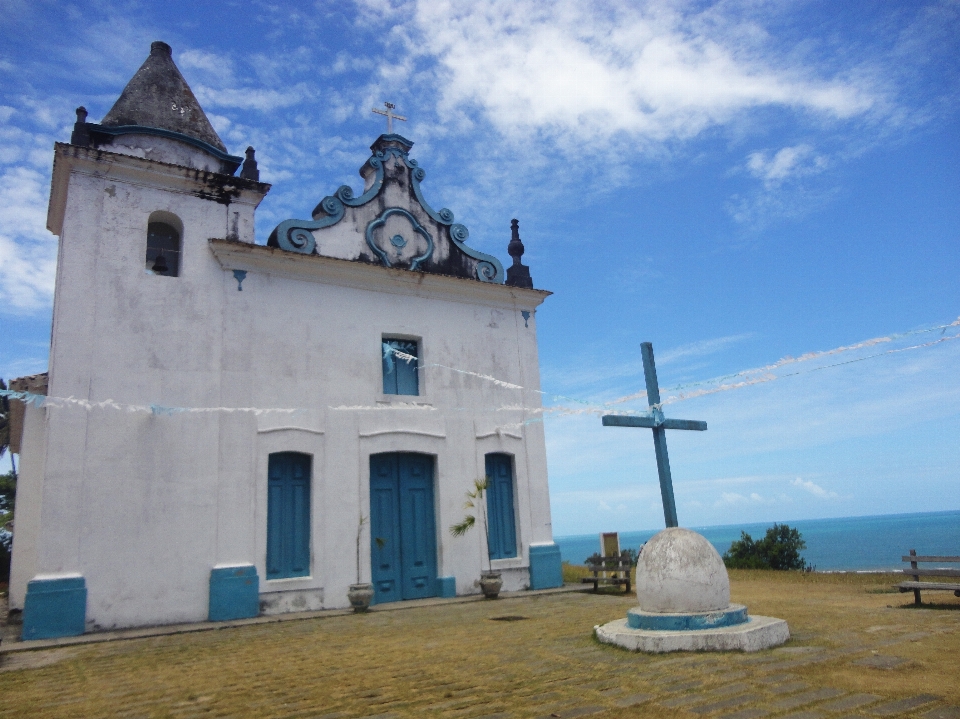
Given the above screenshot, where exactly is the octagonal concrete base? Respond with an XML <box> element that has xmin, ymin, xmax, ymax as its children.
<box><xmin>595</xmin><ymin>615</ymin><xmax>790</xmax><ymax>653</ymax></box>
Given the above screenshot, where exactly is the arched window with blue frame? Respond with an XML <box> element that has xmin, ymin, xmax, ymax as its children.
<box><xmin>485</xmin><ymin>453</ymin><xmax>518</xmax><ymax>560</ymax></box>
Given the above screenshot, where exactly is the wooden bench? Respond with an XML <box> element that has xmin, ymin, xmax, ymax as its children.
<box><xmin>582</xmin><ymin>552</ymin><xmax>633</xmax><ymax>593</ymax></box>
<box><xmin>897</xmin><ymin>549</ymin><xmax>960</xmax><ymax>605</ymax></box>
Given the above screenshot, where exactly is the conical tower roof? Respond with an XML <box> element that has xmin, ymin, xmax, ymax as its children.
<box><xmin>101</xmin><ymin>41</ymin><xmax>227</xmax><ymax>152</ymax></box>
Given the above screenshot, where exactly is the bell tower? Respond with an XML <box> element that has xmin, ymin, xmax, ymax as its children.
<box><xmin>12</xmin><ymin>41</ymin><xmax>270</xmax><ymax>639</ymax></box>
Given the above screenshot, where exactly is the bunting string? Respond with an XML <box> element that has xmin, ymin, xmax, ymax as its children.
<box><xmin>2</xmin><ymin>317</ymin><xmax>957</xmax><ymax>424</ymax></box>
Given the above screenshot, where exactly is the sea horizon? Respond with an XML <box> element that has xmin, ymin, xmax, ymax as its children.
<box><xmin>553</xmin><ymin>508</ymin><xmax>960</xmax><ymax>572</ymax></box>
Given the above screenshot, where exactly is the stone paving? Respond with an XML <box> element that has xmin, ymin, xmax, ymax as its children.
<box><xmin>0</xmin><ymin>574</ymin><xmax>956</xmax><ymax>718</ymax></box>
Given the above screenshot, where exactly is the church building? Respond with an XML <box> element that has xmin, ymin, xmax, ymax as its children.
<box><xmin>9</xmin><ymin>41</ymin><xmax>562</xmax><ymax>639</ymax></box>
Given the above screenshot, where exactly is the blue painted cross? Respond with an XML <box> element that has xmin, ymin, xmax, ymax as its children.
<box><xmin>601</xmin><ymin>342</ymin><xmax>707</xmax><ymax>528</ymax></box>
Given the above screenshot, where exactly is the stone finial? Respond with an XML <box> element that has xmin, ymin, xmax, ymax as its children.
<box><xmin>240</xmin><ymin>146</ymin><xmax>259</xmax><ymax>181</ymax></box>
<box><xmin>71</xmin><ymin>106</ymin><xmax>90</xmax><ymax>146</ymax></box>
<box><xmin>505</xmin><ymin>218</ymin><xmax>533</xmax><ymax>288</ymax></box>
<box><xmin>151</xmin><ymin>40</ymin><xmax>172</xmax><ymax>56</ymax></box>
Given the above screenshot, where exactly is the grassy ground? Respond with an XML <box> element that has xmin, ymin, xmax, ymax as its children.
<box><xmin>0</xmin><ymin>570</ymin><xmax>957</xmax><ymax>718</ymax></box>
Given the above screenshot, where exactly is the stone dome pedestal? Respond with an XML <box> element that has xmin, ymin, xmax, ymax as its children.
<box><xmin>595</xmin><ymin>527</ymin><xmax>790</xmax><ymax>653</ymax></box>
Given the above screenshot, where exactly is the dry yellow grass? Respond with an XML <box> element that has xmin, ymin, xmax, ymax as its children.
<box><xmin>0</xmin><ymin>571</ymin><xmax>956</xmax><ymax>719</ymax></box>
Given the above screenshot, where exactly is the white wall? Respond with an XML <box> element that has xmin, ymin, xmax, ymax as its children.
<box><xmin>13</xmin><ymin>141</ymin><xmax>554</xmax><ymax>630</ymax></box>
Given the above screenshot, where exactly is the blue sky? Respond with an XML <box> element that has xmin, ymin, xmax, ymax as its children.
<box><xmin>1</xmin><ymin>0</ymin><xmax>958</xmax><ymax>536</ymax></box>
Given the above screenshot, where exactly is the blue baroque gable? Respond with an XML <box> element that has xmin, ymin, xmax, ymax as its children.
<box><xmin>267</xmin><ymin>134</ymin><xmax>505</xmax><ymax>283</ymax></box>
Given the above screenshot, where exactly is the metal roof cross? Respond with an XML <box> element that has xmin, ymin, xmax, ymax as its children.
<box><xmin>372</xmin><ymin>102</ymin><xmax>407</xmax><ymax>134</ymax></box>
<box><xmin>601</xmin><ymin>342</ymin><xmax>707</xmax><ymax>528</ymax></box>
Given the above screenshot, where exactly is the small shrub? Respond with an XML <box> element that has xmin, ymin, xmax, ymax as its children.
<box><xmin>723</xmin><ymin>523</ymin><xmax>808</xmax><ymax>570</ymax></box>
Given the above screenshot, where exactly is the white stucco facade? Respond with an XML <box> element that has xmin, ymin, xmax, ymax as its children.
<box><xmin>10</xmin><ymin>119</ymin><xmax>560</xmax><ymax>634</ymax></box>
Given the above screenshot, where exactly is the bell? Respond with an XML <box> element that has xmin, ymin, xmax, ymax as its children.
<box><xmin>152</xmin><ymin>251</ymin><xmax>169</xmax><ymax>273</ymax></box>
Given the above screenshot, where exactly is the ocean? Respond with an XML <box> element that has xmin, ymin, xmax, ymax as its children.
<box><xmin>554</xmin><ymin>510</ymin><xmax>960</xmax><ymax>571</ymax></box>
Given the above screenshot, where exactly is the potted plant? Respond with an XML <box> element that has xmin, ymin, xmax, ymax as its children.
<box><xmin>347</xmin><ymin>515</ymin><xmax>375</xmax><ymax>612</ymax></box>
<box><xmin>450</xmin><ymin>477</ymin><xmax>502</xmax><ymax>599</ymax></box>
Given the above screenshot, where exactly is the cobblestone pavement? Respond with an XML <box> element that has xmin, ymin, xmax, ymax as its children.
<box><xmin>0</xmin><ymin>573</ymin><xmax>957</xmax><ymax>718</ymax></box>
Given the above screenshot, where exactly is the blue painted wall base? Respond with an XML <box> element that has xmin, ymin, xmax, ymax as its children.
<box><xmin>436</xmin><ymin>576</ymin><xmax>456</xmax><ymax>598</ymax></box>
<box><xmin>22</xmin><ymin>576</ymin><xmax>87</xmax><ymax>640</ymax></box>
<box><xmin>209</xmin><ymin>565</ymin><xmax>260</xmax><ymax>622</ymax></box>
<box><xmin>528</xmin><ymin>544</ymin><xmax>563</xmax><ymax>589</ymax></box>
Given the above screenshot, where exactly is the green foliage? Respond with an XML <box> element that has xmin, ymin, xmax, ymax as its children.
<box><xmin>0</xmin><ymin>378</ymin><xmax>10</xmax><ymax>464</ymax></box>
<box><xmin>723</xmin><ymin>523</ymin><xmax>809</xmax><ymax>570</ymax></box>
<box><xmin>621</xmin><ymin>548</ymin><xmax>639</xmax><ymax>566</ymax></box>
<box><xmin>449</xmin><ymin>477</ymin><xmax>490</xmax><ymax>571</ymax></box>
<box><xmin>449</xmin><ymin>478</ymin><xmax>488</xmax><ymax>538</ymax></box>
<box><xmin>449</xmin><ymin>514</ymin><xmax>476</xmax><ymax>537</ymax></box>
<box><xmin>0</xmin><ymin>470</ymin><xmax>15</xmax><ymax>515</ymax></box>
<box><xmin>0</xmin><ymin>468</ymin><xmax>11</xmax><ymax>582</ymax></box>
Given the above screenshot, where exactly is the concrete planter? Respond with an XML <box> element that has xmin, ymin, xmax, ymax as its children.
<box><xmin>480</xmin><ymin>572</ymin><xmax>503</xmax><ymax>599</ymax></box>
<box><xmin>347</xmin><ymin>583</ymin><xmax>375</xmax><ymax>612</ymax></box>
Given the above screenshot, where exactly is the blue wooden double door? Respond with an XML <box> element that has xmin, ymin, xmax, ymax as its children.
<box><xmin>370</xmin><ymin>453</ymin><xmax>438</xmax><ymax>604</ymax></box>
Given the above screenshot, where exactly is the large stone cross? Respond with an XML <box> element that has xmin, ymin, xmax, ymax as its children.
<box><xmin>372</xmin><ymin>102</ymin><xmax>407</xmax><ymax>134</ymax></box>
<box><xmin>602</xmin><ymin>342</ymin><xmax>707</xmax><ymax>528</ymax></box>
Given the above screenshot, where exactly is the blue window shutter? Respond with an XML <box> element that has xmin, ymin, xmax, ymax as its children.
<box><xmin>485</xmin><ymin>454</ymin><xmax>517</xmax><ymax>560</ymax></box>
<box><xmin>382</xmin><ymin>339</ymin><xmax>419</xmax><ymax>396</ymax></box>
<box><xmin>267</xmin><ymin>452</ymin><xmax>311</xmax><ymax>579</ymax></box>
<box><xmin>267</xmin><ymin>481</ymin><xmax>283</xmax><ymax>577</ymax></box>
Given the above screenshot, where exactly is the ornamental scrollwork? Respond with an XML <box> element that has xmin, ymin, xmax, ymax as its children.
<box><xmin>365</xmin><ymin>207</ymin><xmax>434</xmax><ymax>271</ymax></box>
<box><xmin>267</xmin><ymin>136</ymin><xmax>506</xmax><ymax>283</ymax></box>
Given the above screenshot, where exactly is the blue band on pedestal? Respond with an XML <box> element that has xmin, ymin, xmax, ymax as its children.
<box><xmin>437</xmin><ymin>576</ymin><xmax>456</xmax><ymax>598</ymax></box>
<box><xmin>22</xmin><ymin>576</ymin><xmax>87</xmax><ymax>640</ymax></box>
<box><xmin>627</xmin><ymin>603</ymin><xmax>748</xmax><ymax>631</ymax></box>
<box><xmin>209</xmin><ymin>565</ymin><xmax>260</xmax><ymax>622</ymax></box>
<box><xmin>529</xmin><ymin>544</ymin><xmax>563</xmax><ymax>590</ymax></box>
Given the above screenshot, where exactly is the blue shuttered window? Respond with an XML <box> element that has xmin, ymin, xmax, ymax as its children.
<box><xmin>267</xmin><ymin>452</ymin><xmax>311</xmax><ymax>579</ymax></box>
<box><xmin>382</xmin><ymin>338</ymin><xmax>419</xmax><ymax>396</ymax></box>
<box><xmin>485</xmin><ymin>453</ymin><xmax>518</xmax><ymax>560</ymax></box>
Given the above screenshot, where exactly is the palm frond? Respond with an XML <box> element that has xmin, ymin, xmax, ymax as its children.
<box><xmin>449</xmin><ymin>515</ymin><xmax>475</xmax><ymax>537</ymax></box>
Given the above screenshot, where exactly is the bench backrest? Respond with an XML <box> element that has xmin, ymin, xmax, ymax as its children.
<box><xmin>902</xmin><ymin>554</ymin><xmax>960</xmax><ymax>563</ymax></box>
<box><xmin>902</xmin><ymin>549</ymin><xmax>960</xmax><ymax>578</ymax></box>
<box><xmin>586</xmin><ymin>552</ymin><xmax>633</xmax><ymax>571</ymax></box>
<box><xmin>601</xmin><ymin>532</ymin><xmax>620</xmax><ymax>557</ymax></box>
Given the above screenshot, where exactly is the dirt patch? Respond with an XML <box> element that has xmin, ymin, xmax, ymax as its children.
<box><xmin>0</xmin><ymin>648</ymin><xmax>78</xmax><ymax>673</ymax></box>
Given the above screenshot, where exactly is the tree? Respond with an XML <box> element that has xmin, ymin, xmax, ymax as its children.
<box><xmin>723</xmin><ymin>523</ymin><xmax>808</xmax><ymax>570</ymax></box>
<box><xmin>0</xmin><ymin>378</ymin><xmax>12</xmax><ymax>478</ymax></box>
<box><xmin>0</xmin><ymin>471</ymin><xmax>12</xmax><ymax>581</ymax></box>
<box><xmin>1</xmin><ymin>380</ymin><xmax>16</xmax><ymax>581</ymax></box>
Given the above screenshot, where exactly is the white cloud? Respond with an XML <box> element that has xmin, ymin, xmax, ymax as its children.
<box><xmin>716</xmin><ymin>491</ymin><xmax>777</xmax><ymax>507</ymax></box>
<box><xmin>658</xmin><ymin>333</ymin><xmax>755</xmax><ymax>365</ymax></box>
<box><xmin>0</xmin><ymin>166</ymin><xmax>58</xmax><ymax>312</ymax></box>
<box><xmin>193</xmin><ymin>84</ymin><xmax>313</xmax><ymax>112</ymax></box>
<box><xmin>791</xmin><ymin>477</ymin><xmax>839</xmax><ymax>499</ymax></box>
<box><xmin>745</xmin><ymin>144</ymin><xmax>828</xmax><ymax>186</ymax></box>
<box><xmin>178</xmin><ymin>49</ymin><xmax>236</xmax><ymax>84</ymax></box>
<box><xmin>404</xmin><ymin>1</ymin><xmax>878</xmax><ymax>150</ymax></box>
